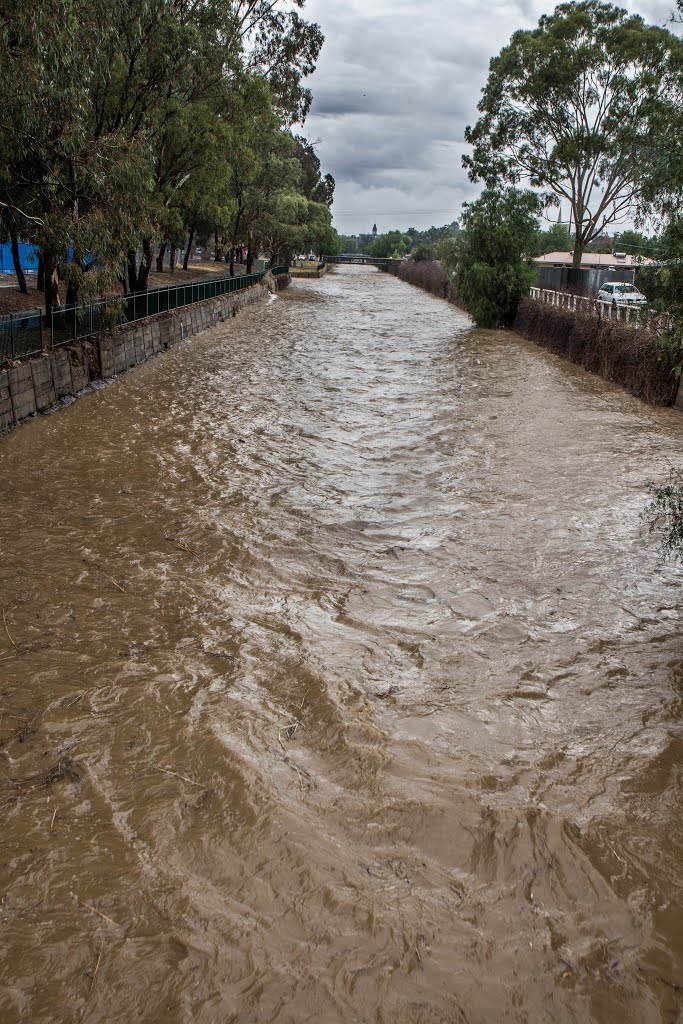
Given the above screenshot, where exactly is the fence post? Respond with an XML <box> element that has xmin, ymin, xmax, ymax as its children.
<box><xmin>9</xmin><ymin>313</ymin><xmax>14</xmax><ymax>360</ymax></box>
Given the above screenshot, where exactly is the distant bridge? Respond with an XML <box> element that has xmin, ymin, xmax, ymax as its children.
<box><xmin>323</xmin><ymin>255</ymin><xmax>394</xmax><ymax>269</ymax></box>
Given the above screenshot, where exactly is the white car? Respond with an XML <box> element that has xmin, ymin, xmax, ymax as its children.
<box><xmin>597</xmin><ymin>282</ymin><xmax>647</xmax><ymax>307</ymax></box>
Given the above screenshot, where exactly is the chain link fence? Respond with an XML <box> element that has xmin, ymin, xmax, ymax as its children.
<box><xmin>0</xmin><ymin>310</ymin><xmax>43</xmax><ymax>361</ymax></box>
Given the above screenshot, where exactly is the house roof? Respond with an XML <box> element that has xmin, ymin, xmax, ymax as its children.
<box><xmin>534</xmin><ymin>251</ymin><xmax>653</xmax><ymax>268</ymax></box>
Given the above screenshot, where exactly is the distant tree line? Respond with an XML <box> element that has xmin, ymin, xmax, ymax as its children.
<box><xmin>337</xmin><ymin>222</ymin><xmax>461</xmax><ymax>261</ymax></box>
<box><xmin>0</xmin><ymin>1</ymin><xmax>340</xmax><ymax>313</ymax></box>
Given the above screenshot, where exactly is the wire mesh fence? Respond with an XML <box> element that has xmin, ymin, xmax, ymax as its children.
<box><xmin>0</xmin><ymin>310</ymin><xmax>43</xmax><ymax>361</ymax></box>
<box><xmin>50</xmin><ymin>266</ymin><xmax>288</xmax><ymax>349</ymax></box>
<box><xmin>1</xmin><ymin>266</ymin><xmax>287</xmax><ymax>364</ymax></box>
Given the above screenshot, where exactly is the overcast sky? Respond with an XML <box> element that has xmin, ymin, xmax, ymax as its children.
<box><xmin>299</xmin><ymin>0</ymin><xmax>675</xmax><ymax>236</ymax></box>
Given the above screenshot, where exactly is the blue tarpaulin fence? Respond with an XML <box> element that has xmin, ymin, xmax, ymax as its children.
<box><xmin>0</xmin><ymin>241</ymin><xmax>39</xmax><ymax>274</ymax></box>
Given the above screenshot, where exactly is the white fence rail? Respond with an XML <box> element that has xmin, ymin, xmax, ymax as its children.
<box><xmin>528</xmin><ymin>287</ymin><xmax>671</xmax><ymax>333</ymax></box>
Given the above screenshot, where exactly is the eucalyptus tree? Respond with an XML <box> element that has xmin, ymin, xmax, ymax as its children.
<box><xmin>0</xmin><ymin>0</ymin><xmax>324</xmax><ymax>305</ymax></box>
<box><xmin>0</xmin><ymin>2</ymin><xmax>147</xmax><ymax>311</ymax></box>
<box><xmin>439</xmin><ymin>188</ymin><xmax>541</xmax><ymax>328</ymax></box>
<box><xmin>291</xmin><ymin>136</ymin><xmax>335</xmax><ymax>206</ymax></box>
<box><xmin>234</xmin><ymin>1</ymin><xmax>324</xmax><ymax>123</ymax></box>
<box><xmin>464</xmin><ymin>1</ymin><xmax>683</xmax><ymax>267</ymax></box>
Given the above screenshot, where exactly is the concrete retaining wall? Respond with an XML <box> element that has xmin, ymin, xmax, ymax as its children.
<box><xmin>0</xmin><ymin>281</ymin><xmax>277</xmax><ymax>435</ymax></box>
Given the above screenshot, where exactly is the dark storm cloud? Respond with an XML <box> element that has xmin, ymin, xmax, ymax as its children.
<box><xmin>299</xmin><ymin>0</ymin><xmax>676</xmax><ymax>234</ymax></box>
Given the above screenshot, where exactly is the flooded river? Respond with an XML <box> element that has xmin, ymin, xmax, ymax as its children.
<box><xmin>1</xmin><ymin>266</ymin><xmax>682</xmax><ymax>1023</ymax></box>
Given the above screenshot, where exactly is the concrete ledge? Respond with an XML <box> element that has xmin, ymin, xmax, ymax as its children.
<box><xmin>0</xmin><ymin>282</ymin><xmax>273</xmax><ymax>435</ymax></box>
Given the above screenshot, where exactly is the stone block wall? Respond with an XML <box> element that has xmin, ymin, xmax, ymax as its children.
<box><xmin>9</xmin><ymin>363</ymin><xmax>37</xmax><ymax>421</ymax></box>
<box><xmin>0</xmin><ymin>280</ymin><xmax>278</xmax><ymax>436</ymax></box>
<box><xmin>0</xmin><ymin>369</ymin><xmax>13</xmax><ymax>431</ymax></box>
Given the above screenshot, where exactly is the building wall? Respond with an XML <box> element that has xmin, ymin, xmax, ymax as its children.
<box><xmin>535</xmin><ymin>265</ymin><xmax>636</xmax><ymax>294</ymax></box>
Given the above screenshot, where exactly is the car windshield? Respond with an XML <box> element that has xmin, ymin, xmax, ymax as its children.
<box><xmin>615</xmin><ymin>284</ymin><xmax>637</xmax><ymax>294</ymax></box>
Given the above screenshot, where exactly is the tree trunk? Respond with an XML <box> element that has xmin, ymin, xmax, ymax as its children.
<box><xmin>214</xmin><ymin>231</ymin><xmax>221</xmax><ymax>261</ymax></box>
<box><xmin>246</xmin><ymin>228</ymin><xmax>255</xmax><ymax>274</ymax></box>
<box><xmin>65</xmin><ymin>280</ymin><xmax>79</xmax><ymax>306</ymax></box>
<box><xmin>137</xmin><ymin>238</ymin><xmax>153</xmax><ymax>291</ymax></box>
<box><xmin>183</xmin><ymin>226</ymin><xmax>195</xmax><ymax>271</ymax></box>
<box><xmin>37</xmin><ymin>255</ymin><xmax>45</xmax><ymax>293</ymax></box>
<box><xmin>65</xmin><ymin>253</ymin><xmax>82</xmax><ymax>306</ymax></box>
<box><xmin>169</xmin><ymin>245</ymin><xmax>176</xmax><ymax>274</ymax></box>
<box><xmin>9</xmin><ymin>229</ymin><xmax>28</xmax><ymax>294</ymax></box>
<box><xmin>127</xmin><ymin>249</ymin><xmax>139</xmax><ymax>292</ymax></box>
<box><xmin>156</xmin><ymin>241</ymin><xmax>167</xmax><ymax>273</ymax></box>
<box><xmin>229</xmin><ymin>247</ymin><xmax>235</xmax><ymax>277</ymax></box>
<box><xmin>42</xmin><ymin>252</ymin><xmax>60</xmax><ymax>318</ymax></box>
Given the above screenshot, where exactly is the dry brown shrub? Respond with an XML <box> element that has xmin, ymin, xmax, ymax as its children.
<box><xmin>395</xmin><ymin>260</ymin><xmax>449</xmax><ymax>298</ymax></box>
<box><xmin>513</xmin><ymin>297</ymin><xmax>680</xmax><ymax>406</ymax></box>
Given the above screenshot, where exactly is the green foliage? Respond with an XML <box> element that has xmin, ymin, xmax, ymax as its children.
<box><xmin>464</xmin><ymin>1</ymin><xmax>683</xmax><ymax>266</ymax></box>
<box><xmin>613</xmin><ymin>230</ymin><xmax>655</xmax><ymax>257</ymax></box>
<box><xmin>535</xmin><ymin>223</ymin><xmax>572</xmax><ymax>255</ymax></box>
<box><xmin>584</xmin><ymin>235</ymin><xmax>616</xmax><ymax>254</ymax></box>
<box><xmin>635</xmin><ymin>217</ymin><xmax>683</xmax><ymax>377</ymax></box>
<box><xmin>643</xmin><ymin>469</ymin><xmax>683</xmax><ymax>560</ymax></box>
<box><xmin>292</xmin><ymin>136</ymin><xmax>335</xmax><ymax>206</ymax></box>
<box><xmin>411</xmin><ymin>244</ymin><xmax>436</xmax><ymax>262</ymax></box>
<box><xmin>338</xmin><ymin>235</ymin><xmax>359</xmax><ymax>254</ymax></box>
<box><xmin>441</xmin><ymin>188</ymin><xmax>541</xmax><ymax>329</ymax></box>
<box><xmin>338</xmin><ymin>223</ymin><xmax>460</xmax><ymax>259</ymax></box>
<box><xmin>369</xmin><ymin>230</ymin><xmax>411</xmax><ymax>258</ymax></box>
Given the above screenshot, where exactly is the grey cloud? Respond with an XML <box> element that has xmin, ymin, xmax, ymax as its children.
<box><xmin>300</xmin><ymin>0</ymin><xmax>676</xmax><ymax>234</ymax></box>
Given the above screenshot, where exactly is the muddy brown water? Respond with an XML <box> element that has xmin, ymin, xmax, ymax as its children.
<box><xmin>1</xmin><ymin>266</ymin><xmax>682</xmax><ymax>1024</ymax></box>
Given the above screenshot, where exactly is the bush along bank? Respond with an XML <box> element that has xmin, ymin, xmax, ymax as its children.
<box><xmin>513</xmin><ymin>297</ymin><xmax>681</xmax><ymax>407</ymax></box>
<box><xmin>385</xmin><ymin>259</ymin><xmax>471</xmax><ymax>313</ymax></box>
<box><xmin>388</xmin><ymin>259</ymin><xmax>450</xmax><ymax>299</ymax></box>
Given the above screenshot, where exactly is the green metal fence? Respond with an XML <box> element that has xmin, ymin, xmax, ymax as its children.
<box><xmin>0</xmin><ymin>309</ymin><xmax>43</xmax><ymax>361</ymax></box>
<box><xmin>0</xmin><ymin>266</ymin><xmax>287</xmax><ymax>363</ymax></box>
<box><xmin>50</xmin><ymin>265</ymin><xmax>288</xmax><ymax>349</ymax></box>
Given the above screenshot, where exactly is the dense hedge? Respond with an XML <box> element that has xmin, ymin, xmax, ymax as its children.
<box><xmin>389</xmin><ymin>260</ymin><xmax>450</xmax><ymax>298</ymax></box>
<box><xmin>513</xmin><ymin>297</ymin><xmax>681</xmax><ymax>406</ymax></box>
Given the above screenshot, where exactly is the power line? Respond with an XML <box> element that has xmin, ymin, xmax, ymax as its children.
<box><xmin>333</xmin><ymin>209</ymin><xmax>458</xmax><ymax>218</ymax></box>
